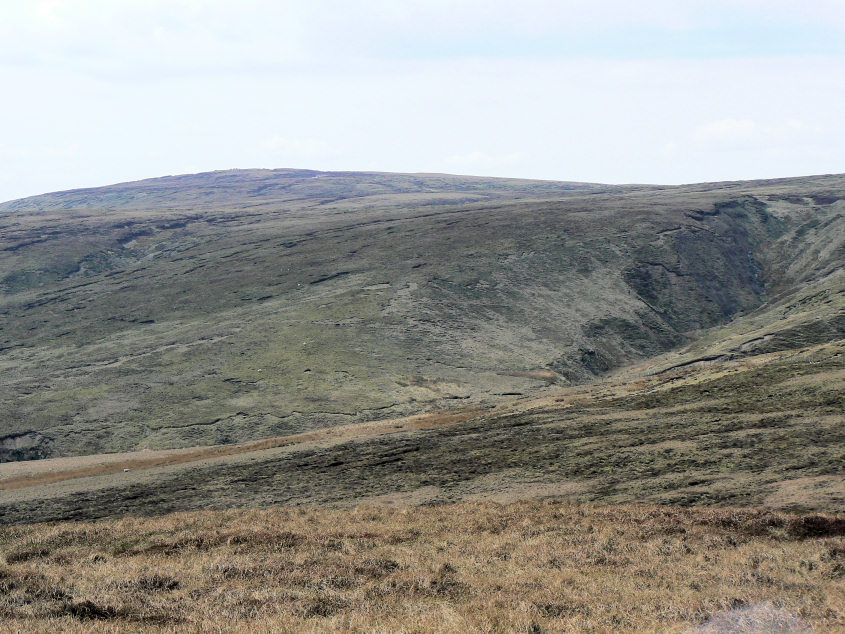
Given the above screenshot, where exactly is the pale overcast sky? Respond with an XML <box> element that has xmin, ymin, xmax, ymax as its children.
<box><xmin>1</xmin><ymin>0</ymin><xmax>844</xmax><ymax>201</ymax></box>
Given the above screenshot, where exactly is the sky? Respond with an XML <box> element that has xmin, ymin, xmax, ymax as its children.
<box><xmin>1</xmin><ymin>1</ymin><xmax>844</xmax><ymax>202</ymax></box>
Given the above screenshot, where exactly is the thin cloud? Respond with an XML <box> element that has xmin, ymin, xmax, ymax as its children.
<box><xmin>0</xmin><ymin>143</ymin><xmax>79</xmax><ymax>158</ymax></box>
<box><xmin>1</xmin><ymin>1</ymin><xmax>844</xmax><ymax>78</ymax></box>
<box><xmin>444</xmin><ymin>151</ymin><xmax>526</xmax><ymax>169</ymax></box>
<box><xmin>0</xmin><ymin>4</ymin><xmax>844</xmax><ymax>201</ymax></box>
<box><xmin>262</xmin><ymin>137</ymin><xmax>337</xmax><ymax>159</ymax></box>
<box><xmin>692</xmin><ymin>118</ymin><xmax>823</xmax><ymax>149</ymax></box>
<box><xmin>693</xmin><ymin>119</ymin><xmax>759</xmax><ymax>145</ymax></box>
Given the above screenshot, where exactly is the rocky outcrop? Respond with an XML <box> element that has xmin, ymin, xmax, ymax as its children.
<box><xmin>0</xmin><ymin>432</ymin><xmax>53</xmax><ymax>462</ymax></box>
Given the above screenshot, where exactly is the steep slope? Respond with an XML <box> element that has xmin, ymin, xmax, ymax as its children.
<box><xmin>630</xmin><ymin>186</ymin><xmax>845</xmax><ymax>375</ymax></box>
<box><xmin>1</xmin><ymin>170</ymin><xmax>843</xmax><ymax>460</ymax></box>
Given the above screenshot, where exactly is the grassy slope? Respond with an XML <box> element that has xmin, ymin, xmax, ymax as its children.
<box><xmin>2</xmin><ymin>171</ymin><xmax>844</xmax><ymax>459</ymax></box>
<box><xmin>1</xmin><ymin>341</ymin><xmax>843</xmax><ymax>631</ymax></box>
<box><xmin>1</xmin><ymin>337</ymin><xmax>842</xmax><ymax>525</ymax></box>
<box><xmin>0</xmin><ymin>501</ymin><xmax>842</xmax><ymax>632</ymax></box>
<box><xmin>0</xmin><ymin>171</ymin><xmax>635</xmax><ymax>458</ymax></box>
<box><xmin>1</xmin><ymin>171</ymin><xmax>844</xmax><ymax>632</ymax></box>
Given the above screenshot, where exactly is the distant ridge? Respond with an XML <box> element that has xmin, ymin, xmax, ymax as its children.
<box><xmin>0</xmin><ymin>168</ymin><xmax>611</xmax><ymax>212</ymax></box>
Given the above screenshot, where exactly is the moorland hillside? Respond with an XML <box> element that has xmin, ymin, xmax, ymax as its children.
<box><xmin>1</xmin><ymin>170</ymin><xmax>844</xmax><ymax>459</ymax></box>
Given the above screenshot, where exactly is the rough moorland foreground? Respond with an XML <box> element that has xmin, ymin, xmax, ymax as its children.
<box><xmin>1</xmin><ymin>501</ymin><xmax>843</xmax><ymax>633</ymax></box>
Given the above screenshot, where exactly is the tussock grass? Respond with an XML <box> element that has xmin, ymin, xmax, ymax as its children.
<box><xmin>0</xmin><ymin>500</ymin><xmax>842</xmax><ymax>632</ymax></box>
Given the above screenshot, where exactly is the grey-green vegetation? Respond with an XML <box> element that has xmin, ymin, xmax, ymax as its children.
<box><xmin>1</xmin><ymin>338</ymin><xmax>842</xmax><ymax>524</ymax></box>
<box><xmin>1</xmin><ymin>169</ymin><xmax>844</xmax><ymax>463</ymax></box>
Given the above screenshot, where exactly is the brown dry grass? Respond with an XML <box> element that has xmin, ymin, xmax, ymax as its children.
<box><xmin>0</xmin><ymin>500</ymin><xmax>842</xmax><ymax>632</ymax></box>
